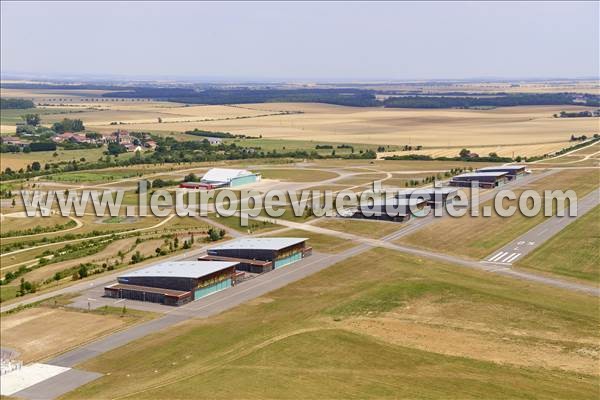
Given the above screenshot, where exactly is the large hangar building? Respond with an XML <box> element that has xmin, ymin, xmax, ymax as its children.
<box><xmin>201</xmin><ymin>168</ymin><xmax>261</xmax><ymax>188</ymax></box>
<box><xmin>449</xmin><ymin>171</ymin><xmax>509</xmax><ymax>188</ymax></box>
<box><xmin>201</xmin><ymin>237</ymin><xmax>311</xmax><ymax>273</ymax></box>
<box><xmin>476</xmin><ymin>165</ymin><xmax>527</xmax><ymax>180</ymax></box>
<box><xmin>395</xmin><ymin>187</ymin><xmax>459</xmax><ymax>208</ymax></box>
<box><xmin>104</xmin><ymin>261</ymin><xmax>238</xmax><ymax>306</ymax></box>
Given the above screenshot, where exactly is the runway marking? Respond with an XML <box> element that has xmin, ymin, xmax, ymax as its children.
<box><xmin>488</xmin><ymin>252</ymin><xmax>508</xmax><ymax>262</ymax></box>
<box><xmin>503</xmin><ymin>253</ymin><xmax>521</xmax><ymax>263</ymax></box>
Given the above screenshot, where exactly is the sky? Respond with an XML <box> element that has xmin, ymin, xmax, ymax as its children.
<box><xmin>1</xmin><ymin>1</ymin><xmax>598</xmax><ymax>81</ymax></box>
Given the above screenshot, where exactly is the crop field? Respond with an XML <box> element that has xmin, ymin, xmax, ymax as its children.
<box><xmin>64</xmin><ymin>248</ymin><xmax>599</xmax><ymax>399</ymax></box>
<box><xmin>516</xmin><ymin>205</ymin><xmax>600</xmax><ymax>283</ymax></box>
<box><xmin>3</xmin><ymin>86</ymin><xmax>598</xmax><ymax>157</ymax></box>
<box><xmin>399</xmin><ymin>168</ymin><xmax>600</xmax><ymax>259</ymax></box>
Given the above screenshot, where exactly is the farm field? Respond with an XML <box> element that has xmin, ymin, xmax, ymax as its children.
<box><xmin>0</xmin><ymin>301</ymin><xmax>156</xmax><ymax>363</ymax></box>
<box><xmin>3</xmin><ymin>87</ymin><xmax>598</xmax><ymax>158</ymax></box>
<box><xmin>399</xmin><ymin>168</ymin><xmax>600</xmax><ymax>259</ymax></box>
<box><xmin>516</xmin><ymin>205</ymin><xmax>600</xmax><ymax>284</ymax></box>
<box><xmin>64</xmin><ymin>248</ymin><xmax>599</xmax><ymax>399</ymax></box>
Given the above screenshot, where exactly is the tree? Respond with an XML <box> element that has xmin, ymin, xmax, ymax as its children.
<box><xmin>78</xmin><ymin>264</ymin><xmax>89</xmax><ymax>279</ymax></box>
<box><xmin>52</xmin><ymin>118</ymin><xmax>85</xmax><ymax>133</ymax></box>
<box><xmin>31</xmin><ymin>161</ymin><xmax>41</xmax><ymax>171</ymax></box>
<box><xmin>107</xmin><ymin>142</ymin><xmax>126</xmax><ymax>156</ymax></box>
<box><xmin>459</xmin><ymin>148</ymin><xmax>471</xmax><ymax>158</ymax></box>
<box><xmin>22</xmin><ymin>113</ymin><xmax>40</xmax><ymax>126</ymax></box>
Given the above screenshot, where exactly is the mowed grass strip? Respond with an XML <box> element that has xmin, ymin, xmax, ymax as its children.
<box><xmin>65</xmin><ymin>248</ymin><xmax>599</xmax><ymax>400</ymax></box>
<box><xmin>400</xmin><ymin>168</ymin><xmax>600</xmax><ymax>259</ymax></box>
<box><xmin>516</xmin><ymin>205</ymin><xmax>600</xmax><ymax>284</ymax></box>
<box><xmin>266</xmin><ymin>228</ymin><xmax>355</xmax><ymax>254</ymax></box>
<box><xmin>314</xmin><ymin>218</ymin><xmax>401</xmax><ymax>239</ymax></box>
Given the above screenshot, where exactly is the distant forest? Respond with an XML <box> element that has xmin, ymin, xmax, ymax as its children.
<box><xmin>0</xmin><ymin>98</ymin><xmax>35</xmax><ymax>109</ymax></box>
<box><xmin>2</xmin><ymin>83</ymin><xmax>599</xmax><ymax>108</ymax></box>
<box><xmin>101</xmin><ymin>88</ymin><xmax>600</xmax><ymax>108</ymax></box>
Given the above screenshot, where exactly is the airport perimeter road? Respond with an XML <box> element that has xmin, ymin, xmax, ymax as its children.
<box><xmin>483</xmin><ymin>188</ymin><xmax>600</xmax><ymax>266</ymax></box>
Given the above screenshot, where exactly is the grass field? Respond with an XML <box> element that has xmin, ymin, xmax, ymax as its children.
<box><xmin>256</xmin><ymin>168</ymin><xmax>339</xmax><ymax>182</ymax></box>
<box><xmin>63</xmin><ymin>248</ymin><xmax>599</xmax><ymax>399</ymax></box>
<box><xmin>0</xmin><ymin>148</ymin><xmax>108</xmax><ymax>171</ymax></box>
<box><xmin>399</xmin><ymin>169</ymin><xmax>600</xmax><ymax>259</ymax></box>
<box><xmin>516</xmin><ymin>205</ymin><xmax>600</xmax><ymax>283</ymax></box>
<box><xmin>314</xmin><ymin>218</ymin><xmax>402</xmax><ymax>239</ymax></box>
<box><xmin>267</xmin><ymin>228</ymin><xmax>356</xmax><ymax>253</ymax></box>
<box><xmin>0</xmin><ymin>302</ymin><xmax>156</xmax><ymax>363</ymax></box>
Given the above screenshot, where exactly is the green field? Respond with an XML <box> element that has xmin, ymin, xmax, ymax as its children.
<box><xmin>45</xmin><ymin>169</ymin><xmax>142</xmax><ymax>183</ymax></box>
<box><xmin>0</xmin><ymin>107</ymin><xmax>84</xmax><ymax>127</ymax></box>
<box><xmin>257</xmin><ymin>168</ymin><xmax>339</xmax><ymax>182</ymax></box>
<box><xmin>516</xmin><ymin>205</ymin><xmax>600</xmax><ymax>283</ymax></box>
<box><xmin>224</xmin><ymin>137</ymin><xmax>397</xmax><ymax>155</ymax></box>
<box><xmin>65</xmin><ymin>248</ymin><xmax>599</xmax><ymax>399</ymax></box>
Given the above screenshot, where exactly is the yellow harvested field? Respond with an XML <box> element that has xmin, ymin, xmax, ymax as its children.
<box><xmin>80</xmin><ymin>103</ymin><xmax>595</xmax><ymax>157</ymax></box>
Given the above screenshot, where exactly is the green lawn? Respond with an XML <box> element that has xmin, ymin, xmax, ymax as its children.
<box><xmin>64</xmin><ymin>248</ymin><xmax>599</xmax><ymax>399</ymax></box>
<box><xmin>516</xmin><ymin>205</ymin><xmax>600</xmax><ymax>283</ymax></box>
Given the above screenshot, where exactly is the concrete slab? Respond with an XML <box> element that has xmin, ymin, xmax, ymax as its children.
<box><xmin>12</xmin><ymin>369</ymin><xmax>102</xmax><ymax>400</ymax></box>
<box><xmin>0</xmin><ymin>363</ymin><xmax>69</xmax><ymax>396</ymax></box>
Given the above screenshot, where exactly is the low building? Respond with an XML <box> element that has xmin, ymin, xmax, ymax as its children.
<box><xmin>123</xmin><ymin>143</ymin><xmax>142</xmax><ymax>152</ymax></box>
<box><xmin>1</xmin><ymin>136</ymin><xmax>27</xmax><ymax>148</ymax></box>
<box><xmin>104</xmin><ymin>261</ymin><xmax>238</xmax><ymax>306</ymax></box>
<box><xmin>395</xmin><ymin>187</ymin><xmax>459</xmax><ymax>208</ymax></box>
<box><xmin>201</xmin><ymin>168</ymin><xmax>261</xmax><ymax>188</ymax></box>
<box><xmin>179</xmin><ymin>182</ymin><xmax>214</xmax><ymax>190</ymax></box>
<box><xmin>204</xmin><ymin>237</ymin><xmax>311</xmax><ymax>273</ymax></box>
<box><xmin>350</xmin><ymin>197</ymin><xmax>429</xmax><ymax>221</ymax></box>
<box><xmin>449</xmin><ymin>171</ymin><xmax>509</xmax><ymax>188</ymax></box>
<box><xmin>476</xmin><ymin>165</ymin><xmax>527</xmax><ymax>180</ymax></box>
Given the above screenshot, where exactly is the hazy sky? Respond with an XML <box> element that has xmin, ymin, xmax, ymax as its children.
<box><xmin>1</xmin><ymin>1</ymin><xmax>598</xmax><ymax>81</ymax></box>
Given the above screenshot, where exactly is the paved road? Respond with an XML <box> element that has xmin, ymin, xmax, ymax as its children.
<box><xmin>483</xmin><ymin>188</ymin><xmax>600</xmax><ymax>266</ymax></box>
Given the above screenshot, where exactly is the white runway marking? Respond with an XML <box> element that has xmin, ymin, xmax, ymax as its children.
<box><xmin>503</xmin><ymin>253</ymin><xmax>521</xmax><ymax>263</ymax></box>
<box><xmin>488</xmin><ymin>252</ymin><xmax>508</xmax><ymax>262</ymax></box>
